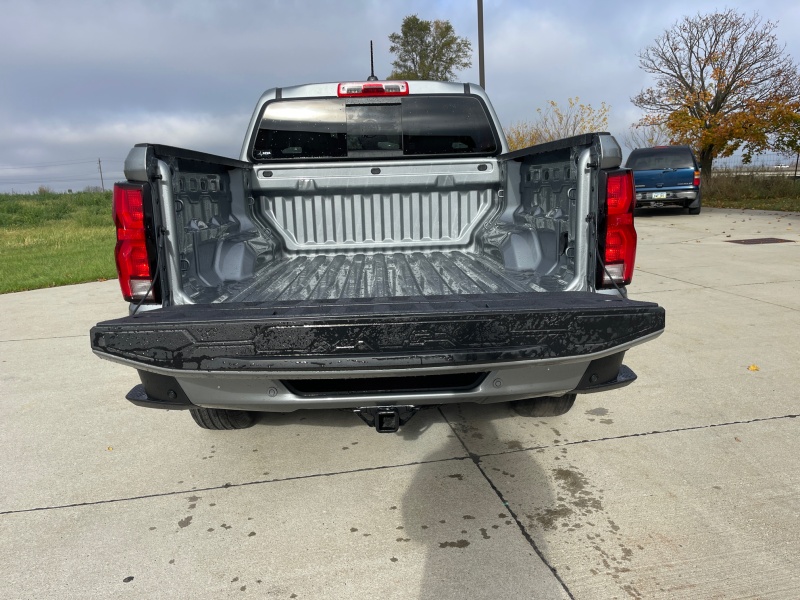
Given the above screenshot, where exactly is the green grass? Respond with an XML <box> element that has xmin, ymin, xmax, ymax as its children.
<box><xmin>2</xmin><ymin>177</ymin><xmax>800</xmax><ymax>294</ymax></box>
<box><xmin>704</xmin><ymin>174</ymin><xmax>800</xmax><ymax>212</ymax></box>
<box><xmin>0</xmin><ymin>191</ymin><xmax>116</xmax><ymax>293</ymax></box>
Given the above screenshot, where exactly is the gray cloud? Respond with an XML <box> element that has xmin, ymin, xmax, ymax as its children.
<box><xmin>1</xmin><ymin>0</ymin><xmax>798</xmax><ymax>191</ymax></box>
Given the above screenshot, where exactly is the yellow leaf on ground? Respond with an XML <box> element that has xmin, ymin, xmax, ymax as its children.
<box><xmin>747</xmin><ymin>364</ymin><xmax>760</xmax><ymax>372</ymax></box>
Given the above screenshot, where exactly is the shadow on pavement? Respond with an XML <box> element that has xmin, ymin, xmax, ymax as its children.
<box><xmin>396</xmin><ymin>405</ymin><xmax>565</xmax><ymax>599</ymax></box>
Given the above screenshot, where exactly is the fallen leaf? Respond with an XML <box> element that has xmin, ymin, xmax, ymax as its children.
<box><xmin>735</xmin><ymin>437</ymin><xmax>741</xmax><ymax>442</ymax></box>
<box><xmin>107</xmin><ymin>446</ymin><xmax>113</xmax><ymax>451</ymax></box>
<box><xmin>747</xmin><ymin>364</ymin><xmax>760</xmax><ymax>372</ymax></box>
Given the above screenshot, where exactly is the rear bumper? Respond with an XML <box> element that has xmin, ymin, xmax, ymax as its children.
<box><xmin>91</xmin><ymin>292</ymin><xmax>665</xmax><ymax>410</ymax></box>
<box><xmin>636</xmin><ymin>189</ymin><xmax>699</xmax><ymax>208</ymax></box>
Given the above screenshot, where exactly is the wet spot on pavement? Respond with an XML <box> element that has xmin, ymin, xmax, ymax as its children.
<box><xmin>533</xmin><ymin>506</ymin><xmax>573</xmax><ymax>530</ymax></box>
<box><xmin>439</xmin><ymin>540</ymin><xmax>470</xmax><ymax>548</ymax></box>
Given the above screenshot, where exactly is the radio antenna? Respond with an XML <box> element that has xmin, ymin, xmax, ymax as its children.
<box><xmin>367</xmin><ymin>40</ymin><xmax>378</xmax><ymax>81</ymax></box>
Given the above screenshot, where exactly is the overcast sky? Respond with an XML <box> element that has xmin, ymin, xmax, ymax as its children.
<box><xmin>1</xmin><ymin>0</ymin><xmax>798</xmax><ymax>192</ymax></box>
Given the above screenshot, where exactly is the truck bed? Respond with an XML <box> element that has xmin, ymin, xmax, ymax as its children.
<box><xmin>212</xmin><ymin>250</ymin><xmax>560</xmax><ymax>303</ymax></box>
<box><xmin>135</xmin><ymin>134</ymin><xmax>596</xmax><ymax>308</ymax></box>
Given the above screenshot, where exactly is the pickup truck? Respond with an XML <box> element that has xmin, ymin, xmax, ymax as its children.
<box><xmin>90</xmin><ymin>80</ymin><xmax>665</xmax><ymax>433</ymax></box>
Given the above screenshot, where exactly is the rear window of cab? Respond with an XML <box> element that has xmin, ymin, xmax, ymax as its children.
<box><xmin>625</xmin><ymin>147</ymin><xmax>696</xmax><ymax>170</ymax></box>
<box><xmin>251</xmin><ymin>96</ymin><xmax>499</xmax><ymax>161</ymax></box>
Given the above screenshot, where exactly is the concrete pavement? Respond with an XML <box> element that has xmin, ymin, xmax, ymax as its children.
<box><xmin>1</xmin><ymin>208</ymin><xmax>799</xmax><ymax>599</ymax></box>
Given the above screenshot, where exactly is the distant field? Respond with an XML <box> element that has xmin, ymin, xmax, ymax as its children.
<box><xmin>1</xmin><ymin>177</ymin><xmax>799</xmax><ymax>293</ymax></box>
<box><xmin>0</xmin><ymin>191</ymin><xmax>116</xmax><ymax>294</ymax></box>
<box><xmin>704</xmin><ymin>173</ymin><xmax>800</xmax><ymax>211</ymax></box>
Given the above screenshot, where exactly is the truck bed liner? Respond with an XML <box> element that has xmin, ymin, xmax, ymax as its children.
<box><xmin>217</xmin><ymin>250</ymin><xmax>559</xmax><ymax>303</ymax></box>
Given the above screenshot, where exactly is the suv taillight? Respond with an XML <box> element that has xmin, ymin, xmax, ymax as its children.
<box><xmin>598</xmin><ymin>170</ymin><xmax>637</xmax><ymax>288</ymax></box>
<box><xmin>693</xmin><ymin>170</ymin><xmax>701</xmax><ymax>187</ymax></box>
<box><xmin>113</xmin><ymin>183</ymin><xmax>155</xmax><ymax>302</ymax></box>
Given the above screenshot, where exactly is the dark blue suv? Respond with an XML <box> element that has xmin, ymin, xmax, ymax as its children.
<box><xmin>625</xmin><ymin>146</ymin><xmax>701</xmax><ymax>215</ymax></box>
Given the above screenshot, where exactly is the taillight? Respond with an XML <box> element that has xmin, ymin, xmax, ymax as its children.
<box><xmin>598</xmin><ymin>170</ymin><xmax>637</xmax><ymax>287</ymax></box>
<box><xmin>693</xmin><ymin>170</ymin><xmax>701</xmax><ymax>187</ymax></box>
<box><xmin>338</xmin><ymin>81</ymin><xmax>409</xmax><ymax>97</ymax></box>
<box><xmin>113</xmin><ymin>183</ymin><xmax>155</xmax><ymax>302</ymax></box>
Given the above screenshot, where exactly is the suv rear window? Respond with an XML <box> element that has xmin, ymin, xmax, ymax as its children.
<box><xmin>251</xmin><ymin>96</ymin><xmax>498</xmax><ymax>161</ymax></box>
<box><xmin>625</xmin><ymin>147</ymin><xmax>695</xmax><ymax>170</ymax></box>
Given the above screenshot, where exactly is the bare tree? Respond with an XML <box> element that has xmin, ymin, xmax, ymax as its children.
<box><xmin>632</xmin><ymin>9</ymin><xmax>800</xmax><ymax>180</ymax></box>
<box><xmin>620</xmin><ymin>123</ymin><xmax>672</xmax><ymax>151</ymax></box>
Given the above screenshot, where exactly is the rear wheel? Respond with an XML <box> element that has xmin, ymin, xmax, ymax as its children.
<box><xmin>687</xmin><ymin>199</ymin><xmax>701</xmax><ymax>215</ymax></box>
<box><xmin>511</xmin><ymin>394</ymin><xmax>576</xmax><ymax>417</ymax></box>
<box><xmin>189</xmin><ymin>408</ymin><xmax>256</xmax><ymax>430</ymax></box>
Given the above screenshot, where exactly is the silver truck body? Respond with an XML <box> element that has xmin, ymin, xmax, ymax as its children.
<box><xmin>92</xmin><ymin>81</ymin><xmax>663</xmax><ymax>425</ymax></box>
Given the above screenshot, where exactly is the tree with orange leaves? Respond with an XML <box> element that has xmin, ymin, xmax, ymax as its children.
<box><xmin>632</xmin><ymin>9</ymin><xmax>800</xmax><ymax>182</ymax></box>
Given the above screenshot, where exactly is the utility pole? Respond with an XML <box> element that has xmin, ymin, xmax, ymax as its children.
<box><xmin>477</xmin><ymin>0</ymin><xmax>485</xmax><ymax>89</ymax></box>
<box><xmin>98</xmin><ymin>158</ymin><xmax>105</xmax><ymax>192</ymax></box>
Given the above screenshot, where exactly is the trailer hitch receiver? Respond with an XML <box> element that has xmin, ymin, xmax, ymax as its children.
<box><xmin>354</xmin><ymin>406</ymin><xmax>420</xmax><ymax>433</ymax></box>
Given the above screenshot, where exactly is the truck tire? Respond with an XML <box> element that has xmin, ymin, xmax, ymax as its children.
<box><xmin>189</xmin><ymin>408</ymin><xmax>256</xmax><ymax>430</ymax></box>
<box><xmin>511</xmin><ymin>394</ymin><xmax>576</xmax><ymax>417</ymax></box>
<box><xmin>687</xmin><ymin>200</ymin><xmax>701</xmax><ymax>215</ymax></box>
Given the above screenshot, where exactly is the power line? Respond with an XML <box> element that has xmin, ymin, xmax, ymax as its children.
<box><xmin>0</xmin><ymin>174</ymin><xmax>124</xmax><ymax>185</ymax></box>
<box><xmin>0</xmin><ymin>158</ymin><xmax>125</xmax><ymax>170</ymax></box>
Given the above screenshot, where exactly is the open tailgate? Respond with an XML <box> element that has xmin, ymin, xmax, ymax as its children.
<box><xmin>91</xmin><ymin>293</ymin><xmax>664</xmax><ymax>374</ymax></box>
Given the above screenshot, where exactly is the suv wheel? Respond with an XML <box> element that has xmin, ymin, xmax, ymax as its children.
<box><xmin>511</xmin><ymin>394</ymin><xmax>576</xmax><ymax>417</ymax></box>
<box><xmin>189</xmin><ymin>408</ymin><xmax>256</xmax><ymax>430</ymax></box>
<box><xmin>687</xmin><ymin>200</ymin><xmax>701</xmax><ymax>215</ymax></box>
